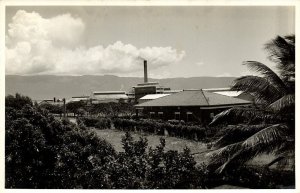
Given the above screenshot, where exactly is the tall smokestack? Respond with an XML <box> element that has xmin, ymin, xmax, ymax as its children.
<box><xmin>144</xmin><ymin>60</ymin><xmax>148</xmax><ymax>83</ymax></box>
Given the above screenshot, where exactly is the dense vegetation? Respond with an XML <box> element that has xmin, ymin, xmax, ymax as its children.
<box><xmin>5</xmin><ymin>94</ymin><xmax>206</xmax><ymax>189</ymax></box>
<box><xmin>78</xmin><ymin>117</ymin><xmax>217</xmax><ymax>142</ymax></box>
<box><xmin>65</xmin><ymin>100</ymin><xmax>135</xmax><ymax>117</ymax></box>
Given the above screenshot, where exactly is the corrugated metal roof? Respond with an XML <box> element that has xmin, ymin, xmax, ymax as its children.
<box><xmin>135</xmin><ymin>90</ymin><xmax>251</xmax><ymax>107</ymax></box>
<box><xmin>213</xmin><ymin>91</ymin><xmax>243</xmax><ymax>97</ymax></box>
<box><xmin>67</xmin><ymin>97</ymin><xmax>89</xmax><ymax>103</ymax></box>
<box><xmin>203</xmin><ymin>87</ymin><xmax>231</xmax><ymax>92</ymax></box>
<box><xmin>92</xmin><ymin>94</ymin><xmax>128</xmax><ymax>100</ymax></box>
<box><xmin>139</xmin><ymin>94</ymin><xmax>170</xmax><ymax>100</ymax></box>
<box><xmin>93</xmin><ymin>91</ymin><xmax>126</xmax><ymax>95</ymax></box>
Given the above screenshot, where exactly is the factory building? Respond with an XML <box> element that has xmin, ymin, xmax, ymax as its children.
<box><xmin>67</xmin><ymin>96</ymin><xmax>90</xmax><ymax>103</ymax></box>
<box><xmin>90</xmin><ymin>91</ymin><xmax>129</xmax><ymax>104</ymax></box>
<box><xmin>38</xmin><ymin>97</ymin><xmax>64</xmax><ymax>106</ymax></box>
<box><xmin>135</xmin><ymin>89</ymin><xmax>251</xmax><ymax>124</ymax></box>
<box><xmin>131</xmin><ymin>60</ymin><xmax>174</xmax><ymax>102</ymax></box>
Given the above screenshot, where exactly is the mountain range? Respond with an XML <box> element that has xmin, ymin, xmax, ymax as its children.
<box><xmin>6</xmin><ymin>75</ymin><xmax>237</xmax><ymax>100</ymax></box>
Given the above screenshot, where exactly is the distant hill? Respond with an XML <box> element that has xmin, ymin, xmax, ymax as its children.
<box><xmin>5</xmin><ymin>75</ymin><xmax>237</xmax><ymax>100</ymax></box>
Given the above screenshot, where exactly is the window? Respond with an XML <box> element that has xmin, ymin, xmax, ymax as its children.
<box><xmin>174</xmin><ymin>112</ymin><xmax>180</xmax><ymax>120</ymax></box>
<box><xmin>158</xmin><ymin>112</ymin><xmax>163</xmax><ymax>119</ymax></box>
<box><xmin>150</xmin><ymin>112</ymin><xmax>155</xmax><ymax>118</ymax></box>
<box><xmin>186</xmin><ymin>112</ymin><xmax>193</xmax><ymax>122</ymax></box>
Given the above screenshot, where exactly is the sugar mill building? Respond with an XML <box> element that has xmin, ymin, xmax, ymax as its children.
<box><xmin>67</xmin><ymin>96</ymin><xmax>90</xmax><ymax>103</ymax></box>
<box><xmin>129</xmin><ymin>60</ymin><xmax>176</xmax><ymax>102</ymax></box>
<box><xmin>135</xmin><ymin>89</ymin><xmax>251</xmax><ymax>124</ymax></box>
<box><xmin>90</xmin><ymin>91</ymin><xmax>129</xmax><ymax>104</ymax></box>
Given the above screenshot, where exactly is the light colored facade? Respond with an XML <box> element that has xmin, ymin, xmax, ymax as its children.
<box><xmin>90</xmin><ymin>91</ymin><xmax>129</xmax><ymax>104</ymax></box>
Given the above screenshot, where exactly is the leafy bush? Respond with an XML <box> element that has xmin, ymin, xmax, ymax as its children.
<box><xmin>6</xmin><ymin>93</ymin><xmax>32</xmax><ymax>110</ymax></box>
<box><xmin>78</xmin><ymin>117</ymin><xmax>111</xmax><ymax>129</ymax></box>
<box><xmin>39</xmin><ymin>103</ymin><xmax>63</xmax><ymax>115</ymax></box>
<box><xmin>106</xmin><ymin>132</ymin><xmax>206</xmax><ymax>189</ymax></box>
<box><xmin>221</xmin><ymin>166</ymin><xmax>295</xmax><ymax>189</ymax></box>
<box><xmin>112</xmin><ymin>118</ymin><xmax>208</xmax><ymax>142</ymax></box>
<box><xmin>88</xmin><ymin>102</ymin><xmax>135</xmax><ymax>117</ymax></box>
<box><xmin>6</xmin><ymin>97</ymin><xmax>116</xmax><ymax>188</ymax></box>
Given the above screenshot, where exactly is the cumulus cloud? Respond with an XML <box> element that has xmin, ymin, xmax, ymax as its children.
<box><xmin>6</xmin><ymin>10</ymin><xmax>185</xmax><ymax>76</ymax></box>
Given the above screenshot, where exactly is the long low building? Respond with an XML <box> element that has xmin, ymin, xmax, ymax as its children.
<box><xmin>135</xmin><ymin>89</ymin><xmax>251</xmax><ymax>124</ymax></box>
<box><xmin>90</xmin><ymin>91</ymin><xmax>129</xmax><ymax>104</ymax></box>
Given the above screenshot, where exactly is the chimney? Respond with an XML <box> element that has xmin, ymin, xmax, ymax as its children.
<box><xmin>144</xmin><ymin>60</ymin><xmax>148</xmax><ymax>83</ymax></box>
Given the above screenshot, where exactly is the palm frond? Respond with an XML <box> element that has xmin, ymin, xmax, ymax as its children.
<box><xmin>267</xmin><ymin>149</ymin><xmax>294</xmax><ymax>169</ymax></box>
<box><xmin>213</xmin><ymin>124</ymin><xmax>270</xmax><ymax>148</ymax></box>
<box><xmin>208</xmin><ymin>124</ymin><xmax>292</xmax><ymax>173</ymax></box>
<box><xmin>243</xmin><ymin>61</ymin><xmax>288</xmax><ymax>94</ymax></box>
<box><xmin>231</xmin><ymin>75</ymin><xmax>282</xmax><ymax>105</ymax></box>
<box><xmin>206</xmin><ymin>141</ymin><xmax>242</xmax><ymax>168</ymax></box>
<box><xmin>209</xmin><ymin>107</ymin><xmax>275</xmax><ymax>126</ymax></box>
<box><xmin>242</xmin><ymin>124</ymin><xmax>289</xmax><ymax>150</ymax></box>
<box><xmin>267</xmin><ymin>94</ymin><xmax>295</xmax><ymax>113</ymax></box>
<box><xmin>265</xmin><ymin>35</ymin><xmax>295</xmax><ymax>68</ymax></box>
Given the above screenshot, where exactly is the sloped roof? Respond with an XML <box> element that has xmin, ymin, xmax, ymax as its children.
<box><xmin>67</xmin><ymin>96</ymin><xmax>90</xmax><ymax>103</ymax></box>
<box><xmin>203</xmin><ymin>87</ymin><xmax>231</xmax><ymax>92</ymax></box>
<box><xmin>139</xmin><ymin>94</ymin><xmax>170</xmax><ymax>100</ymax></box>
<box><xmin>135</xmin><ymin>89</ymin><xmax>251</xmax><ymax>107</ymax></box>
<box><xmin>213</xmin><ymin>91</ymin><xmax>243</xmax><ymax>97</ymax></box>
<box><xmin>93</xmin><ymin>91</ymin><xmax>126</xmax><ymax>95</ymax></box>
<box><xmin>92</xmin><ymin>94</ymin><xmax>128</xmax><ymax>100</ymax></box>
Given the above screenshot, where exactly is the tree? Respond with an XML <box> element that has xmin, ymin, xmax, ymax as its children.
<box><xmin>5</xmin><ymin>95</ymin><xmax>116</xmax><ymax>188</ymax></box>
<box><xmin>39</xmin><ymin>103</ymin><xmax>63</xmax><ymax>115</ymax></box>
<box><xmin>5</xmin><ymin>93</ymin><xmax>32</xmax><ymax>110</ymax></box>
<box><xmin>208</xmin><ymin>35</ymin><xmax>295</xmax><ymax>173</ymax></box>
<box><xmin>66</xmin><ymin>101</ymin><xmax>86</xmax><ymax>117</ymax></box>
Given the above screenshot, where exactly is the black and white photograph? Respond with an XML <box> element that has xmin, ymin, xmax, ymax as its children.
<box><xmin>2</xmin><ymin>0</ymin><xmax>297</xmax><ymax>190</ymax></box>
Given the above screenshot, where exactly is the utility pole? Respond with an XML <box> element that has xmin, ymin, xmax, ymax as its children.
<box><xmin>63</xmin><ymin>98</ymin><xmax>66</xmax><ymax>119</ymax></box>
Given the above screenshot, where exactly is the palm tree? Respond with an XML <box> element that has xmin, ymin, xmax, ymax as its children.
<box><xmin>207</xmin><ymin>35</ymin><xmax>295</xmax><ymax>173</ymax></box>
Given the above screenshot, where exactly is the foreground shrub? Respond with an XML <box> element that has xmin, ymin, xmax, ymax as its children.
<box><xmin>107</xmin><ymin>132</ymin><xmax>206</xmax><ymax>189</ymax></box>
<box><xmin>77</xmin><ymin>117</ymin><xmax>111</xmax><ymax>129</ymax></box>
<box><xmin>6</xmin><ymin>103</ymin><xmax>116</xmax><ymax>188</ymax></box>
<box><xmin>111</xmin><ymin>118</ymin><xmax>208</xmax><ymax>142</ymax></box>
<box><xmin>221</xmin><ymin>166</ymin><xmax>295</xmax><ymax>189</ymax></box>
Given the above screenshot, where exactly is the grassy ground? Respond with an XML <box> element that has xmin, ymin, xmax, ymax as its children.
<box><xmin>93</xmin><ymin>128</ymin><xmax>276</xmax><ymax>166</ymax></box>
<box><xmin>93</xmin><ymin>128</ymin><xmax>209</xmax><ymax>165</ymax></box>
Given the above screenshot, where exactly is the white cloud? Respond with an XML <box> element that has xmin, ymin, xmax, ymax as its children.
<box><xmin>6</xmin><ymin>10</ymin><xmax>185</xmax><ymax>76</ymax></box>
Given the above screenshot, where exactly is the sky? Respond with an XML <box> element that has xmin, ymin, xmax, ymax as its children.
<box><xmin>5</xmin><ymin>6</ymin><xmax>295</xmax><ymax>78</ymax></box>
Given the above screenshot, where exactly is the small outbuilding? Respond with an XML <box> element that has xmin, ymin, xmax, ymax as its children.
<box><xmin>135</xmin><ymin>89</ymin><xmax>251</xmax><ymax>124</ymax></box>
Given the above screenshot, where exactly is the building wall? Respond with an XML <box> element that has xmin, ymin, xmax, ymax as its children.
<box><xmin>139</xmin><ymin>106</ymin><xmax>228</xmax><ymax>124</ymax></box>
